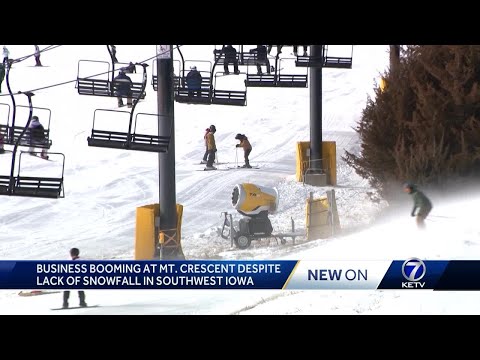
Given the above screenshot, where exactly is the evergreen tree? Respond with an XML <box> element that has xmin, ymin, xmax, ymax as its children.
<box><xmin>343</xmin><ymin>45</ymin><xmax>480</xmax><ymax>197</ymax></box>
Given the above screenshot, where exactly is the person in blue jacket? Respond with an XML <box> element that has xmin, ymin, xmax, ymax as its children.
<box><xmin>186</xmin><ymin>66</ymin><xmax>203</xmax><ymax>97</ymax></box>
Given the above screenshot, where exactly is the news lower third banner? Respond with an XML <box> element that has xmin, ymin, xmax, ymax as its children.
<box><xmin>1</xmin><ymin>259</ymin><xmax>480</xmax><ymax>290</ymax></box>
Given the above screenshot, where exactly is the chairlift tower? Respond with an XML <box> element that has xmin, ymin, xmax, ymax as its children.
<box><xmin>156</xmin><ymin>45</ymin><xmax>184</xmax><ymax>260</ymax></box>
<box><xmin>303</xmin><ymin>45</ymin><xmax>353</xmax><ymax>186</ymax></box>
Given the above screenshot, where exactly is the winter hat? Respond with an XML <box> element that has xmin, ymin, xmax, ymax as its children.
<box><xmin>191</xmin><ymin>66</ymin><xmax>197</xmax><ymax>71</ymax></box>
<box><xmin>235</xmin><ymin>133</ymin><xmax>243</xmax><ymax>140</ymax></box>
<box><xmin>70</xmin><ymin>248</ymin><xmax>80</xmax><ymax>257</ymax></box>
<box><xmin>209</xmin><ymin>125</ymin><xmax>216</xmax><ymax>132</ymax></box>
<box><xmin>31</xmin><ymin>116</ymin><xmax>39</xmax><ymax>121</ymax></box>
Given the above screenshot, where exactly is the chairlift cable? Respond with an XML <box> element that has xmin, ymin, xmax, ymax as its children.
<box><xmin>0</xmin><ymin>45</ymin><xmax>184</xmax><ymax>97</ymax></box>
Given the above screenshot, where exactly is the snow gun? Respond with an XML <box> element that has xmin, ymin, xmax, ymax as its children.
<box><xmin>220</xmin><ymin>183</ymin><xmax>279</xmax><ymax>249</ymax></box>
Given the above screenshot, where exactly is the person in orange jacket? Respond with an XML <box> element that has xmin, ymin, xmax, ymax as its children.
<box><xmin>205</xmin><ymin>125</ymin><xmax>217</xmax><ymax>170</ymax></box>
<box><xmin>235</xmin><ymin>133</ymin><xmax>252</xmax><ymax>168</ymax></box>
<box><xmin>201</xmin><ymin>127</ymin><xmax>211</xmax><ymax>164</ymax></box>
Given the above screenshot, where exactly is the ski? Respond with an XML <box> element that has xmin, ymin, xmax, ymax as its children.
<box><xmin>51</xmin><ymin>305</ymin><xmax>99</xmax><ymax>311</ymax></box>
<box><xmin>227</xmin><ymin>166</ymin><xmax>260</xmax><ymax>170</ymax></box>
<box><xmin>194</xmin><ymin>162</ymin><xmax>229</xmax><ymax>165</ymax></box>
<box><xmin>196</xmin><ymin>166</ymin><xmax>259</xmax><ymax>172</ymax></box>
<box><xmin>196</xmin><ymin>168</ymin><xmax>230</xmax><ymax>172</ymax></box>
<box><xmin>29</xmin><ymin>153</ymin><xmax>54</xmax><ymax>161</ymax></box>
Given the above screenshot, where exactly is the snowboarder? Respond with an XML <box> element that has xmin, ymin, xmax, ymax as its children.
<box><xmin>235</xmin><ymin>134</ymin><xmax>252</xmax><ymax>168</ymax></box>
<box><xmin>205</xmin><ymin>125</ymin><xmax>217</xmax><ymax>170</ymax></box>
<box><xmin>403</xmin><ymin>182</ymin><xmax>432</xmax><ymax>229</ymax></box>
<box><xmin>63</xmin><ymin>248</ymin><xmax>87</xmax><ymax>309</ymax></box>
<box><xmin>34</xmin><ymin>45</ymin><xmax>42</xmax><ymax>66</ymax></box>
<box><xmin>28</xmin><ymin>116</ymin><xmax>49</xmax><ymax>159</ymax></box>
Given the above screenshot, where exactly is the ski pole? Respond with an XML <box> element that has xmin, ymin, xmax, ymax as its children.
<box><xmin>429</xmin><ymin>215</ymin><xmax>455</xmax><ymax>219</ymax></box>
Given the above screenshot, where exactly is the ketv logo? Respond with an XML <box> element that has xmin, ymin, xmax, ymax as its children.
<box><xmin>401</xmin><ymin>258</ymin><xmax>426</xmax><ymax>289</ymax></box>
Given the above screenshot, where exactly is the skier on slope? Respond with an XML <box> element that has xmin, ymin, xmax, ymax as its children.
<box><xmin>205</xmin><ymin>124</ymin><xmax>217</xmax><ymax>170</ymax></box>
<box><xmin>403</xmin><ymin>182</ymin><xmax>433</xmax><ymax>229</ymax></box>
<box><xmin>235</xmin><ymin>133</ymin><xmax>252</xmax><ymax>168</ymax></box>
<box><xmin>201</xmin><ymin>127</ymin><xmax>211</xmax><ymax>164</ymax></box>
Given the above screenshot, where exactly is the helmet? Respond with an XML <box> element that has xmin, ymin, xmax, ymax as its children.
<box><xmin>191</xmin><ymin>66</ymin><xmax>197</xmax><ymax>71</ymax></box>
<box><xmin>235</xmin><ymin>133</ymin><xmax>243</xmax><ymax>140</ymax></box>
<box><xmin>32</xmin><ymin>116</ymin><xmax>39</xmax><ymax>121</ymax></box>
<box><xmin>209</xmin><ymin>125</ymin><xmax>216</xmax><ymax>132</ymax></box>
<box><xmin>403</xmin><ymin>182</ymin><xmax>416</xmax><ymax>191</ymax></box>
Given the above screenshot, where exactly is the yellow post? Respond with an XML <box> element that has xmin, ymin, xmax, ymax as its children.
<box><xmin>305</xmin><ymin>190</ymin><xmax>341</xmax><ymax>240</ymax></box>
<box><xmin>305</xmin><ymin>193</ymin><xmax>331</xmax><ymax>240</ymax></box>
<box><xmin>296</xmin><ymin>141</ymin><xmax>337</xmax><ymax>185</ymax></box>
<box><xmin>135</xmin><ymin>203</ymin><xmax>184</xmax><ymax>260</ymax></box>
<box><xmin>135</xmin><ymin>204</ymin><xmax>159</xmax><ymax>260</ymax></box>
<box><xmin>322</xmin><ymin>141</ymin><xmax>337</xmax><ymax>186</ymax></box>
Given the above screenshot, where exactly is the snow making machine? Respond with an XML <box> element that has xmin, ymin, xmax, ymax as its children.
<box><xmin>220</xmin><ymin>183</ymin><xmax>305</xmax><ymax>249</ymax></box>
<box><xmin>220</xmin><ymin>183</ymin><xmax>278</xmax><ymax>249</ymax></box>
